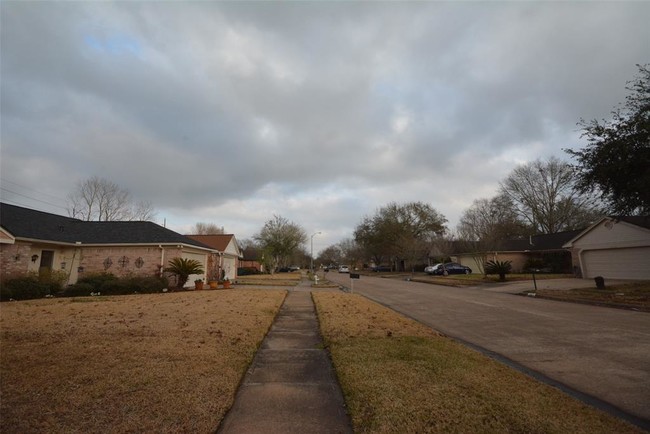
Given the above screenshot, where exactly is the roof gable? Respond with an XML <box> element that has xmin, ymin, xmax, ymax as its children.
<box><xmin>0</xmin><ymin>203</ymin><xmax>211</xmax><ymax>249</ymax></box>
<box><xmin>186</xmin><ymin>234</ymin><xmax>241</xmax><ymax>255</ymax></box>
<box><xmin>563</xmin><ymin>216</ymin><xmax>650</xmax><ymax>248</ymax></box>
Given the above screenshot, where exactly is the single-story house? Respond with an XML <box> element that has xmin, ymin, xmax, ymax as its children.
<box><xmin>186</xmin><ymin>234</ymin><xmax>243</xmax><ymax>281</ymax></box>
<box><xmin>0</xmin><ymin>203</ymin><xmax>214</xmax><ymax>287</ymax></box>
<box><xmin>454</xmin><ymin>229</ymin><xmax>583</xmax><ymax>274</ymax></box>
<box><xmin>563</xmin><ymin>216</ymin><xmax>650</xmax><ymax>280</ymax></box>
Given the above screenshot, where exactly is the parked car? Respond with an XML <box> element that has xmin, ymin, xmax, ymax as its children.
<box><xmin>372</xmin><ymin>265</ymin><xmax>391</xmax><ymax>272</ymax></box>
<box><xmin>338</xmin><ymin>265</ymin><xmax>350</xmax><ymax>273</ymax></box>
<box><xmin>424</xmin><ymin>263</ymin><xmax>442</xmax><ymax>274</ymax></box>
<box><xmin>428</xmin><ymin>262</ymin><xmax>471</xmax><ymax>275</ymax></box>
<box><xmin>288</xmin><ymin>265</ymin><xmax>300</xmax><ymax>272</ymax></box>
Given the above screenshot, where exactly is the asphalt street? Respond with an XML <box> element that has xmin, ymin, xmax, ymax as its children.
<box><xmin>324</xmin><ymin>272</ymin><xmax>650</xmax><ymax>425</ymax></box>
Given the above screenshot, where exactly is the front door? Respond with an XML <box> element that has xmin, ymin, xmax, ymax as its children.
<box><xmin>39</xmin><ymin>250</ymin><xmax>54</xmax><ymax>274</ymax></box>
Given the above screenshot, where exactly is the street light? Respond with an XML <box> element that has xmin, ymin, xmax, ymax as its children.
<box><xmin>310</xmin><ymin>231</ymin><xmax>321</xmax><ymax>273</ymax></box>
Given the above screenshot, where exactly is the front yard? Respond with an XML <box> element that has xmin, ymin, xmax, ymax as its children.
<box><xmin>530</xmin><ymin>282</ymin><xmax>650</xmax><ymax>311</ymax></box>
<box><xmin>0</xmin><ymin>290</ymin><xmax>286</xmax><ymax>433</ymax></box>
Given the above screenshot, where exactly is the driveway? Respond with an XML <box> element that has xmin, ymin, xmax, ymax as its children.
<box><xmin>325</xmin><ymin>272</ymin><xmax>650</xmax><ymax>424</ymax></box>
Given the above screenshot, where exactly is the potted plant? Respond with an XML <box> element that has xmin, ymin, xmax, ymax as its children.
<box><xmin>194</xmin><ymin>279</ymin><xmax>204</xmax><ymax>290</ymax></box>
<box><xmin>222</xmin><ymin>278</ymin><xmax>231</xmax><ymax>289</ymax></box>
<box><xmin>208</xmin><ymin>280</ymin><xmax>218</xmax><ymax>289</ymax></box>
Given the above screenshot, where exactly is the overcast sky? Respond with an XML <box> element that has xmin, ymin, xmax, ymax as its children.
<box><xmin>1</xmin><ymin>1</ymin><xmax>648</xmax><ymax>254</ymax></box>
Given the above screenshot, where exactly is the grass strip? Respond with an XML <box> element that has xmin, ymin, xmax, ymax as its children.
<box><xmin>532</xmin><ymin>282</ymin><xmax>650</xmax><ymax>311</ymax></box>
<box><xmin>1</xmin><ymin>289</ymin><xmax>286</xmax><ymax>433</ymax></box>
<box><xmin>313</xmin><ymin>292</ymin><xmax>642</xmax><ymax>433</ymax></box>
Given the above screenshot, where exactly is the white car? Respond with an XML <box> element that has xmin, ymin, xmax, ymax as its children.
<box><xmin>424</xmin><ymin>263</ymin><xmax>442</xmax><ymax>275</ymax></box>
<box><xmin>338</xmin><ymin>265</ymin><xmax>350</xmax><ymax>273</ymax></box>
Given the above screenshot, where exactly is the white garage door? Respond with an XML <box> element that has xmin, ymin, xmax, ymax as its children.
<box><xmin>582</xmin><ymin>247</ymin><xmax>650</xmax><ymax>280</ymax></box>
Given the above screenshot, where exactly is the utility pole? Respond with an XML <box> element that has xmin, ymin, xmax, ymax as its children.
<box><xmin>310</xmin><ymin>231</ymin><xmax>321</xmax><ymax>273</ymax></box>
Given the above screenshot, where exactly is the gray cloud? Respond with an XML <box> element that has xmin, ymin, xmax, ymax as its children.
<box><xmin>2</xmin><ymin>1</ymin><xmax>648</xmax><ymax>251</ymax></box>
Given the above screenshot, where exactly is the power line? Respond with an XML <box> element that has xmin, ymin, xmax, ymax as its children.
<box><xmin>0</xmin><ymin>187</ymin><xmax>68</xmax><ymax>211</ymax></box>
<box><xmin>0</xmin><ymin>178</ymin><xmax>67</xmax><ymax>202</ymax></box>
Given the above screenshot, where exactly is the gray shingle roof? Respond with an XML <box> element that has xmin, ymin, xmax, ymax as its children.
<box><xmin>0</xmin><ymin>203</ymin><xmax>211</xmax><ymax>249</ymax></box>
<box><xmin>500</xmin><ymin>229</ymin><xmax>584</xmax><ymax>252</ymax></box>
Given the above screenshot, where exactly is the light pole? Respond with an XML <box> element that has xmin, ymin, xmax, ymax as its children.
<box><xmin>310</xmin><ymin>231</ymin><xmax>321</xmax><ymax>273</ymax></box>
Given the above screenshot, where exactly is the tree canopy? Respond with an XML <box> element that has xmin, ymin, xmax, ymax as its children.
<box><xmin>354</xmin><ymin>201</ymin><xmax>447</xmax><ymax>268</ymax></box>
<box><xmin>253</xmin><ymin>215</ymin><xmax>307</xmax><ymax>272</ymax></box>
<box><xmin>566</xmin><ymin>64</ymin><xmax>650</xmax><ymax>215</ymax></box>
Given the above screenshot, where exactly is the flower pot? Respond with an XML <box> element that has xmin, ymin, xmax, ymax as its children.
<box><xmin>222</xmin><ymin>280</ymin><xmax>231</xmax><ymax>289</ymax></box>
<box><xmin>195</xmin><ymin>281</ymin><xmax>204</xmax><ymax>290</ymax></box>
<box><xmin>208</xmin><ymin>281</ymin><xmax>218</xmax><ymax>289</ymax></box>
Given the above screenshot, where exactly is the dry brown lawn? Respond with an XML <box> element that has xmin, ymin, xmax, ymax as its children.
<box><xmin>1</xmin><ymin>289</ymin><xmax>286</xmax><ymax>433</ymax></box>
<box><xmin>411</xmin><ymin>273</ymin><xmax>575</xmax><ymax>287</ymax></box>
<box><xmin>313</xmin><ymin>292</ymin><xmax>642</xmax><ymax>433</ymax></box>
<box><xmin>533</xmin><ymin>282</ymin><xmax>650</xmax><ymax>311</ymax></box>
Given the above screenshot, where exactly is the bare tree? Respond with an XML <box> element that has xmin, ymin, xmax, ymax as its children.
<box><xmin>456</xmin><ymin>195</ymin><xmax>528</xmax><ymax>275</ymax></box>
<box><xmin>338</xmin><ymin>238</ymin><xmax>364</xmax><ymax>268</ymax></box>
<box><xmin>67</xmin><ymin>176</ymin><xmax>155</xmax><ymax>221</ymax></box>
<box><xmin>457</xmin><ymin>195</ymin><xmax>528</xmax><ymax>250</ymax></box>
<box><xmin>191</xmin><ymin>222</ymin><xmax>225</xmax><ymax>235</ymax></box>
<box><xmin>500</xmin><ymin>157</ymin><xmax>601</xmax><ymax>234</ymax></box>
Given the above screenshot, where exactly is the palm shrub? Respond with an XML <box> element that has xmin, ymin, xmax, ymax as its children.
<box><xmin>164</xmin><ymin>257</ymin><xmax>204</xmax><ymax>289</ymax></box>
<box><xmin>485</xmin><ymin>260</ymin><xmax>513</xmax><ymax>282</ymax></box>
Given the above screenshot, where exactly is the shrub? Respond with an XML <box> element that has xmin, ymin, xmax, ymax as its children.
<box><xmin>485</xmin><ymin>260</ymin><xmax>513</xmax><ymax>282</ymax></box>
<box><xmin>128</xmin><ymin>276</ymin><xmax>168</xmax><ymax>293</ymax></box>
<box><xmin>0</xmin><ymin>274</ymin><xmax>50</xmax><ymax>301</ymax></box>
<box><xmin>98</xmin><ymin>275</ymin><xmax>169</xmax><ymax>296</ymax></box>
<box><xmin>77</xmin><ymin>273</ymin><xmax>118</xmax><ymax>290</ymax></box>
<box><xmin>63</xmin><ymin>283</ymin><xmax>95</xmax><ymax>297</ymax></box>
<box><xmin>99</xmin><ymin>278</ymin><xmax>136</xmax><ymax>295</ymax></box>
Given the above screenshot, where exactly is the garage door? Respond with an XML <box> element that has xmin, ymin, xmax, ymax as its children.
<box><xmin>582</xmin><ymin>247</ymin><xmax>650</xmax><ymax>279</ymax></box>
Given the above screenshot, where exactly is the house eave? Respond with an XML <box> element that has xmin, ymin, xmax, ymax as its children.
<box><xmin>10</xmin><ymin>238</ymin><xmax>216</xmax><ymax>253</ymax></box>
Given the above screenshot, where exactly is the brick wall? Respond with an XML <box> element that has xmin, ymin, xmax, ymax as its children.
<box><xmin>0</xmin><ymin>244</ymin><xmax>31</xmax><ymax>280</ymax></box>
<box><xmin>77</xmin><ymin>246</ymin><xmax>183</xmax><ymax>282</ymax></box>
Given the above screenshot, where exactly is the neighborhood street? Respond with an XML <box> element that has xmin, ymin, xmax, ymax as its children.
<box><xmin>324</xmin><ymin>272</ymin><xmax>650</xmax><ymax>424</ymax></box>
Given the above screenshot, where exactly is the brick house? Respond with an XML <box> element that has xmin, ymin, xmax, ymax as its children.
<box><xmin>0</xmin><ymin>203</ymin><xmax>214</xmax><ymax>287</ymax></box>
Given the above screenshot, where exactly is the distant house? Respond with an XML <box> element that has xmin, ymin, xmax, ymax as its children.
<box><xmin>563</xmin><ymin>216</ymin><xmax>650</xmax><ymax>280</ymax></box>
<box><xmin>454</xmin><ymin>229</ymin><xmax>583</xmax><ymax>274</ymax></box>
<box><xmin>186</xmin><ymin>234</ymin><xmax>243</xmax><ymax>281</ymax></box>
<box><xmin>0</xmin><ymin>203</ymin><xmax>213</xmax><ymax>287</ymax></box>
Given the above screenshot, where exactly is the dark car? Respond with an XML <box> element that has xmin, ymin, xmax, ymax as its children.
<box><xmin>372</xmin><ymin>265</ymin><xmax>392</xmax><ymax>272</ymax></box>
<box><xmin>431</xmin><ymin>262</ymin><xmax>472</xmax><ymax>275</ymax></box>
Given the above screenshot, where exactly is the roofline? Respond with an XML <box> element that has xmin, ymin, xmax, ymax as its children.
<box><xmin>455</xmin><ymin>248</ymin><xmax>568</xmax><ymax>255</ymax></box>
<box><xmin>9</xmin><ymin>237</ymin><xmax>217</xmax><ymax>252</ymax></box>
<box><xmin>561</xmin><ymin>216</ymin><xmax>650</xmax><ymax>248</ymax></box>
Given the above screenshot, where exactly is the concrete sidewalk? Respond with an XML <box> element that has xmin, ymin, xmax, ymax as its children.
<box><xmin>218</xmin><ymin>283</ymin><xmax>352</xmax><ymax>434</ymax></box>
